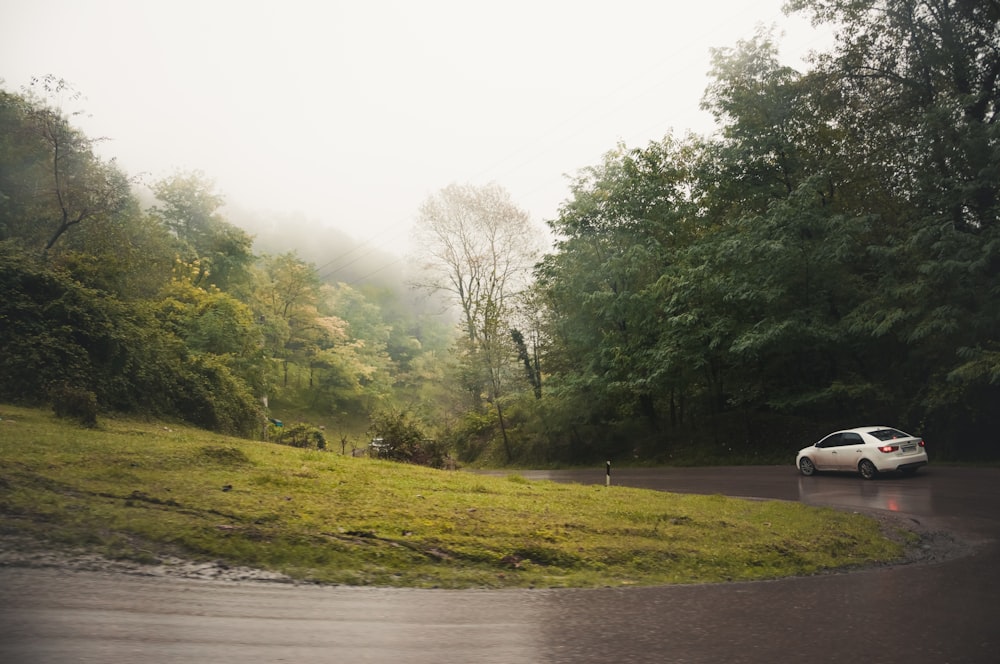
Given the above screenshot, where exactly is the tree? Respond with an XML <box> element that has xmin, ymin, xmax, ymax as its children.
<box><xmin>151</xmin><ymin>171</ymin><xmax>254</xmax><ymax>293</ymax></box>
<box><xmin>788</xmin><ymin>0</ymin><xmax>1000</xmax><ymax>450</ymax></box>
<box><xmin>693</xmin><ymin>32</ymin><xmax>882</xmax><ymax>416</ymax></box>
<box><xmin>251</xmin><ymin>252</ymin><xmax>322</xmax><ymax>387</ymax></box>
<box><xmin>789</xmin><ymin>0</ymin><xmax>999</xmax><ymax>231</ymax></box>
<box><xmin>411</xmin><ymin>183</ymin><xmax>541</xmax><ymax>461</ymax></box>
<box><xmin>537</xmin><ymin>140</ymin><xmax>699</xmax><ymax>443</ymax></box>
<box><xmin>0</xmin><ymin>77</ymin><xmax>131</xmax><ymax>254</ymax></box>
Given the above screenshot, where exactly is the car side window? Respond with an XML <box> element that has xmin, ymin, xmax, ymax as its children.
<box><xmin>842</xmin><ymin>433</ymin><xmax>864</xmax><ymax>446</ymax></box>
<box><xmin>817</xmin><ymin>433</ymin><xmax>842</xmax><ymax>448</ymax></box>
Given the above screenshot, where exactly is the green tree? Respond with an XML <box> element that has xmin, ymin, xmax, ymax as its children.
<box><xmin>251</xmin><ymin>251</ymin><xmax>322</xmax><ymax>388</ymax></box>
<box><xmin>788</xmin><ymin>0</ymin><xmax>1000</xmax><ymax>453</ymax></box>
<box><xmin>0</xmin><ymin>77</ymin><xmax>131</xmax><ymax>254</ymax></box>
<box><xmin>538</xmin><ymin>139</ymin><xmax>698</xmax><ymax>446</ymax></box>
<box><xmin>54</xmin><ymin>204</ymin><xmax>177</xmax><ymax>300</ymax></box>
<box><xmin>246</xmin><ymin>253</ymin><xmax>399</xmax><ymax>418</ymax></box>
<box><xmin>157</xmin><ymin>265</ymin><xmax>269</xmax><ymax>400</ymax></box>
<box><xmin>691</xmin><ymin>32</ymin><xmax>880</xmax><ymax>416</ymax></box>
<box><xmin>789</xmin><ymin>0</ymin><xmax>998</xmax><ymax>226</ymax></box>
<box><xmin>151</xmin><ymin>171</ymin><xmax>254</xmax><ymax>293</ymax></box>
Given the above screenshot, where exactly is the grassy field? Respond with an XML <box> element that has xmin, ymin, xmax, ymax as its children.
<box><xmin>0</xmin><ymin>404</ymin><xmax>912</xmax><ymax>588</ymax></box>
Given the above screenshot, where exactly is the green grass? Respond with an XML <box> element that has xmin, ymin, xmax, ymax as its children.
<box><xmin>0</xmin><ymin>404</ymin><xmax>909</xmax><ymax>588</ymax></box>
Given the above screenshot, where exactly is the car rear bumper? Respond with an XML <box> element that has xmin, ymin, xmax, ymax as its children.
<box><xmin>875</xmin><ymin>453</ymin><xmax>929</xmax><ymax>472</ymax></box>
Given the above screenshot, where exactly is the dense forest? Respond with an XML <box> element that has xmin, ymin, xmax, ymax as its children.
<box><xmin>2</xmin><ymin>0</ymin><xmax>998</xmax><ymax>464</ymax></box>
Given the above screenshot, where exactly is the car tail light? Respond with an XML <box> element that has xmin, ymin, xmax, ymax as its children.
<box><xmin>918</xmin><ymin>439</ymin><xmax>926</xmax><ymax>447</ymax></box>
<box><xmin>878</xmin><ymin>444</ymin><xmax>899</xmax><ymax>453</ymax></box>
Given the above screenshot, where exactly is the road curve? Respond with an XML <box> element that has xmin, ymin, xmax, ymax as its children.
<box><xmin>1</xmin><ymin>465</ymin><xmax>997</xmax><ymax>664</ymax></box>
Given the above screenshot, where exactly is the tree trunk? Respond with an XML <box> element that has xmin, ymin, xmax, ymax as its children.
<box><xmin>496</xmin><ymin>401</ymin><xmax>512</xmax><ymax>463</ymax></box>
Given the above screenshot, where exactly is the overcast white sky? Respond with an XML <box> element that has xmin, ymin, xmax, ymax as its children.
<box><xmin>2</xmin><ymin>0</ymin><xmax>829</xmax><ymax>255</ymax></box>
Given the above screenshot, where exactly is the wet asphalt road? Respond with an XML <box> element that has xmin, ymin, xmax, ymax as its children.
<box><xmin>1</xmin><ymin>465</ymin><xmax>998</xmax><ymax>663</ymax></box>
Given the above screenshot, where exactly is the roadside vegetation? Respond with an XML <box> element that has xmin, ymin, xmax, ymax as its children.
<box><xmin>0</xmin><ymin>405</ymin><xmax>912</xmax><ymax>589</ymax></box>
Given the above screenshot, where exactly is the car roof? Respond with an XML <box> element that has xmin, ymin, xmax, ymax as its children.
<box><xmin>840</xmin><ymin>426</ymin><xmax>892</xmax><ymax>434</ymax></box>
<box><xmin>831</xmin><ymin>426</ymin><xmax>916</xmax><ymax>437</ymax></box>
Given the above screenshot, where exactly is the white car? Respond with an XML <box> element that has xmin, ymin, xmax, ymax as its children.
<box><xmin>796</xmin><ymin>426</ymin><xmax>928</xmax><ymax>479</ymax></box>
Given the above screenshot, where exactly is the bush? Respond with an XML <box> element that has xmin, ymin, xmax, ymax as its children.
<box><xmin>158</xmin><ymin>352</ymin><xmax>262</xmax><ymax>438</ymax></box>
<box><xmin>369</xmin><ymin>409</ymin><xmax>447</xmax><ymax>468</ymax></box>
<box><xmin>51</xmin><ymin>384</ymin><xmax>98</xmax><ymax>427</ymax></box>
<box><xmin>273</xmin><ymin>422</ymin><xmax>327</xmax><ymax>450</ymax></box>
<box><xmin>445</xmin><ymin>409</ymin><xmax>497</xmax><ymax>462</ymax></box>
<box><xmin>0</xmin><ymin>248</ymin><xmax>264</xmax><ymax>437</ymax></box>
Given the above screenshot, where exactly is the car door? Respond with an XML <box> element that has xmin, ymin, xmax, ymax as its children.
<box><xmin>837</xmin><ymin>432</ymin><xmax>865</xmax><ymax>470</ymax></box>
<box><xmin>811</xmin><ymin>433</ymin><xmax>843</xmax><ymax>470</ymax></box>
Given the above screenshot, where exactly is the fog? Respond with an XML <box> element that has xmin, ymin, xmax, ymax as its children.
<box><xmin>1</xmin><ymin>0</ymin><xmax>827</xmax><ymax>261</ymax></box>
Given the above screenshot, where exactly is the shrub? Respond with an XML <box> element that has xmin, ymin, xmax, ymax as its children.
<box><xmin>273</xmin><ymin>422</ymin><xmax>327</xmax><ymax>450</ymax></box>
<box><xmin>171</xmin><ymin>353</ymin><xmax>263</xmax><ymax>437</ymax></box>
<box><xmin>0</xmin><ymin>248</ymin><xmax>264</xmax><ymax>437</ymax></box>
<box><xmin>445</xmin><ymin>409</ymin><xmax>497</xmax><ymax>462</ymax></box>
<box><xmin>51</xmin><ymin>384</ymin><xmax>98</xmax><ymax>427</ymax></box>
<box><xmin>369</xmin><ymin>408</ymin><xmax>447</xmax><ymax>468</ymax></box>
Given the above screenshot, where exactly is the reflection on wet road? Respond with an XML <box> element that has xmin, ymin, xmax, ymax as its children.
<box><xmin>487</xmin><ymin>465</ymin><xmax>970</xmax><ymax>521</ymax></box>
<box><xmin>797</xmin><ymin>473</ymin><xmax>934</xmax><ymax>514</ymax></box>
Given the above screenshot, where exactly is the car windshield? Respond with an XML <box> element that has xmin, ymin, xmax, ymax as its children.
<box><xmin>868</xmin><ymin>428</ymin><xmax>911</xmax><ymax>441</ymax></box>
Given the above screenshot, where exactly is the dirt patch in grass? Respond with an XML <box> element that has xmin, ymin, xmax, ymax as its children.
<box><xmin>0</xmin><ymin>534</ymin><xmax>293</xmax><ymax>583</ymax></box>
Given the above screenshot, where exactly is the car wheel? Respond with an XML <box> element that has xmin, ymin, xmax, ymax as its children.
<box><xmin>799</xmin><ymin>457</ymin><xmax>816</xmax><ymax>476</ymax></box>
<box><xmin>858</xmin><ymin>458</ymin><xmax>878</xmax><ymax>480</ymax></box>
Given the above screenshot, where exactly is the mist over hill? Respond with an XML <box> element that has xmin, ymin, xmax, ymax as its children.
<box><xmin>222</xmin><ymin>204</ymin><xmax>453</xmax><ymax>326</ymax></box>
<box><xmin>228</xmin><ymin>205</ymin><xmax>403</xmax><ymax>285</ymax></box>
